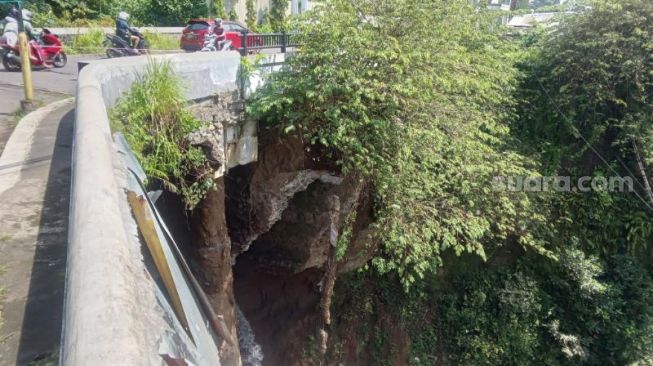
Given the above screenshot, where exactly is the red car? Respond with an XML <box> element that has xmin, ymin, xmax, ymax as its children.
<box><xmin>180</xmin><ymin>19</ymin><xmax>259</xmax><ymax>51</ymax></box>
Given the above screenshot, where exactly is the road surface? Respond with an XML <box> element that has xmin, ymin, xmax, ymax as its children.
<box><xmin>0</xmin><ymin>54</ymin><xmax>100</xmax><ymax>95</ymax></box>
<box><xmin>0</xmin><ymin>54</ymin><xmax>99</xmax><ymax>154</ymax></box>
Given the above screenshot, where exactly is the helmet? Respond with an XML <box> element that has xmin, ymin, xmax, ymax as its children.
<box><xmin>118</xmin><ymin>11</ymin><xmax>129</xmax><ymax>20</ymax></box>
<box><xmin>21</xmin><ymin>9</ymin><xmax>32</xmax><ymax>21</ymax></box>
<box><xmin>214</xmin><ymin>18</ymin><xmax>223</xmax><ymax>25</ymax></box>
<box><xmin>7</xmin><ymin>6</ymin><xmax>18</xmax><ymax>19</ymax></box>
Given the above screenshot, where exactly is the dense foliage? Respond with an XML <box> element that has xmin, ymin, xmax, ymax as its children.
<box><xmin>249</xmin><ymin>0</ymin><xmax>653</xmax><ymax>364</ymax></box>
<box><xmin>250</xmin><ymin>0</ymin><xmax>550</xmax><ymax>285</ymax></box>
<box><xmin>515</xmin><ymin>0</ymin><xmax>653</xmax><ymax>255</ymax></box>
<box><xmin>111</xmin><ymin>62</ymin><xmax>214</xmax><ymax>208</ymax></box>
<box><xmin>13</xmin><ymin>0</ymin><xmax>217</xmax><ymax>25</ymax></box>
<box><xmin>332</xmin><ymin>250</ymin><xmax>653</xmax><ymax>365</ymax></box>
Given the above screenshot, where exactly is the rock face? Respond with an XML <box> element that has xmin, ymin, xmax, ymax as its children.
<box><xmin>228</xmin><ymin>131</ymin><xmax>378</xmax><ymax>365</ymax></box>
<box><xmin>187</xmin><ymin>94</ymin><xmax>244</xmax><ymax>366</ymax></box>
<box><xmin>187</xmin><ymin>96</ymin><xmax>379</xmax><ymax>365</ymax></box>
<box><xmin>247</xmin><ymin>174</ymin><xmax>364</xmax><ymax>272</ymax></box>
<box><xmin>187</xmin><ymin>92</ymin><xmax>244</xmax><ymax>174</ymax></box>
<box><xmin>192</xmin><ymin>180</ymin><xmax>241</xmax><ymax>366</ymax></box>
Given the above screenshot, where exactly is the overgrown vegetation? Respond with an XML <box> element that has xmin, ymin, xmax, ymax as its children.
<box><xmin>110</xmin><ymin>61</ymin><xmax>214</xmax><ymax>208</ymax></box>
<box><xmin>332</xmin><ymin>249</ymin><xmax>653</xmax><ymax>365</ymax></box>
<box><xmin>250</xmin><ymin>0</ymin><xmax>653</xmax><ymax>364</ymax></box>
<box><xmin>6</xmin><ymin>0</ymin><xmax>264</xmax><ymax>26</ymax></box>
<box><xmin>251</xmin><ymin>0</ymin><xmax>548</xmax><ymax>286</ymax></box>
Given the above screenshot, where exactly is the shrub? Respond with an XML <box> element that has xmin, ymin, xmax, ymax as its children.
<box><xmin>142</xmin><ymin>31</ymin><xmax>179</xmax><ymax>51</ymax></box>
<box><xmin>68</xmin><ymin>28</ymin><xmax>105</xmax><ymax>54</ymax></box>
<box><xmin>110</xmin><ymin>61</ymin><xmax>214</xmax><ymax>208</ymax></box>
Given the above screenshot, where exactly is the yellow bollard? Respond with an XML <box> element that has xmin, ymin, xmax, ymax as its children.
<box><xmin>18</xmin><ymin>32</ymin><xmax>34</xmax><ymax>106</ymax></box>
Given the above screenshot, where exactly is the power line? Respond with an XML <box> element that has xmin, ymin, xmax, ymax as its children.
<box><xmin>536</xmin><ymin>79</ymin><xmax>653</xmax><ymax>213</ymax></box>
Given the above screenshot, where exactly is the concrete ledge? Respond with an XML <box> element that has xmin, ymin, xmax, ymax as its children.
<box><xmin>63</xmin><ymin>52</ymin><xmax>241</xmax><ymax>366</ymax></box>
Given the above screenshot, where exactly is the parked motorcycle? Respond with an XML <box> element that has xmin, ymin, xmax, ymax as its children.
<box><xmin>200</xmin><ymin>33</ymin><xmax>232</xmax><ymax>52</ymax></box>
<box><xmin>104</xmin><ymin>27</ymin><xmax>149</xmax><ymax>58</ymax></box>
<box><xmin>0</xmin><ymin>29</ymin><xmax>66</xmax><ymax>71</ymax></box>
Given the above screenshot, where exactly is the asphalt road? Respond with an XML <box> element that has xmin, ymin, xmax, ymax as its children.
<box><xmin>0</xmin><ymin>54</ymin><xmax>100</xmax><ymax>95</ymax></box>
<box><xmin>0</xmin><ymin>54</ymin><xmax>100</xmax><ymax>153</ymax></box>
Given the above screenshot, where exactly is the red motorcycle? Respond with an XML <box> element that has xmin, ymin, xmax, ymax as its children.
<box><xmin>0</xmin><ymin>29</ymin><xmax>67</xmax><ymax>72</ymax></box>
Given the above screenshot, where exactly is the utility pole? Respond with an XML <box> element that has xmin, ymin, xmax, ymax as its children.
<box><xmin>16</xmin><ymin>1</ymin><xmax>34</xmax><ymax>110</ymax></box>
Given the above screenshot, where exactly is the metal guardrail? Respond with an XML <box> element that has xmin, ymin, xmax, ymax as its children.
<box><xmin>237</xmin><ymin>31</ymin><xmax>299</xmax><ymax>56</ymax></box>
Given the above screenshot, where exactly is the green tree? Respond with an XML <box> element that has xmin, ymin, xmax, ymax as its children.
<box><xmin>213</xmin><ymin>0</ymin><xmax>227</xmax><ymax>19</ymax></box>
<box><xmin>250</xmin><ymin>0</ymin><xmax>550</xmax><ymax>286</ymax></box>
<box><xmin>515</xmin><ymin>0</ymin><xmax>653</xmax><ymax>255</ymax></box>
<box><xmin>245</xmin><ymin>0</ymin><xmax>257</xmax><ymax>30</ymax></box>
<box><xmin>228</xmin><ymin>8</ymin><xmax>238</xmax><ymax>21</ymax></box>
<box><xmin>122</xmin><ymin>0</ymin><xmax>208</xmax><ymax>25</ymax></box>
<box><xmin>269</xmin><ymin>0</ymin><xmax>287</xmax><ymax>31</ymax></box>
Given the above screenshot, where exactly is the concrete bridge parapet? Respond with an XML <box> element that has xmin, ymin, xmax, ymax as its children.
<box><xmin>63</xmin><ymin>51</ymin><xmax>257</xmax><ymax>366</ymax></box>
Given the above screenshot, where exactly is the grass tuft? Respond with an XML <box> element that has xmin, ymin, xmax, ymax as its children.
<box><xmin>110</xmin><ymin>60</ymin><xmax>213</xmax><ymax>208</ymax></box>
<box><xmin>143</xmin><ymin>31</ymin><xmax>180</xmax><ymax>51</ymax></box>
<box><xmin>67</xmin><ymin>28</ymin><xmax>105</xmax><ymax>55</ymax></box>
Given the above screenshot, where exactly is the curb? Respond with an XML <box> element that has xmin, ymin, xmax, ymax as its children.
<box><xmin>0</xmin><ymin>97</ymin><xmax>75</xmax><ymax>194</ymax></box>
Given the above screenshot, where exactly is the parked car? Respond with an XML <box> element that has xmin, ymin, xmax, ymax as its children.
<box><xmin>180</xmin><ymin>19</ymin><xmax>261</xmax><ymax>52</ymax></box>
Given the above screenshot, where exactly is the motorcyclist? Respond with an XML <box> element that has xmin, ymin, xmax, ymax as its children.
<box><xmin>207</xmin><ymin>18</ymin><xmax>227</xmax><ymax>50</ymax></box>
<box><xmin>2</xmin><ymin>14</ymin><xmax>18</xmax><ymax>48</ymax></box>
<box><xmin>116</xmin><ymin>11</ymin><xmax>139</xmax><ymax>49</ymax></box>
<box><xmin>2</xmin><ymin>9</ymin><xmax>49</xmax><ymax>66</ymax></box>
<box><xmin>211</xmin><ymin>18</ymin><xmax>226</xmax><ymax>42</ymax></box>
<box><xmin>21</xmin><ymin>10</ymin><xmax>37</xmax><ymax>40</ymax></box>
<box><xmin>1</xmin><ymin>6</ymin><xmax>17</xmax><ymax>35</ymax></box>
<box><xmin>3</xmin><ymin>9</ymin><xmax>39</xmax><ymax>45</ymax></box>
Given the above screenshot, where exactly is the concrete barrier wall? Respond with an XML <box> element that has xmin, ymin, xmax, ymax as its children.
<box><xmin>63</xmin><ymin>52</ymin><xmax>242</xmax><ymax>366</ymax></box>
